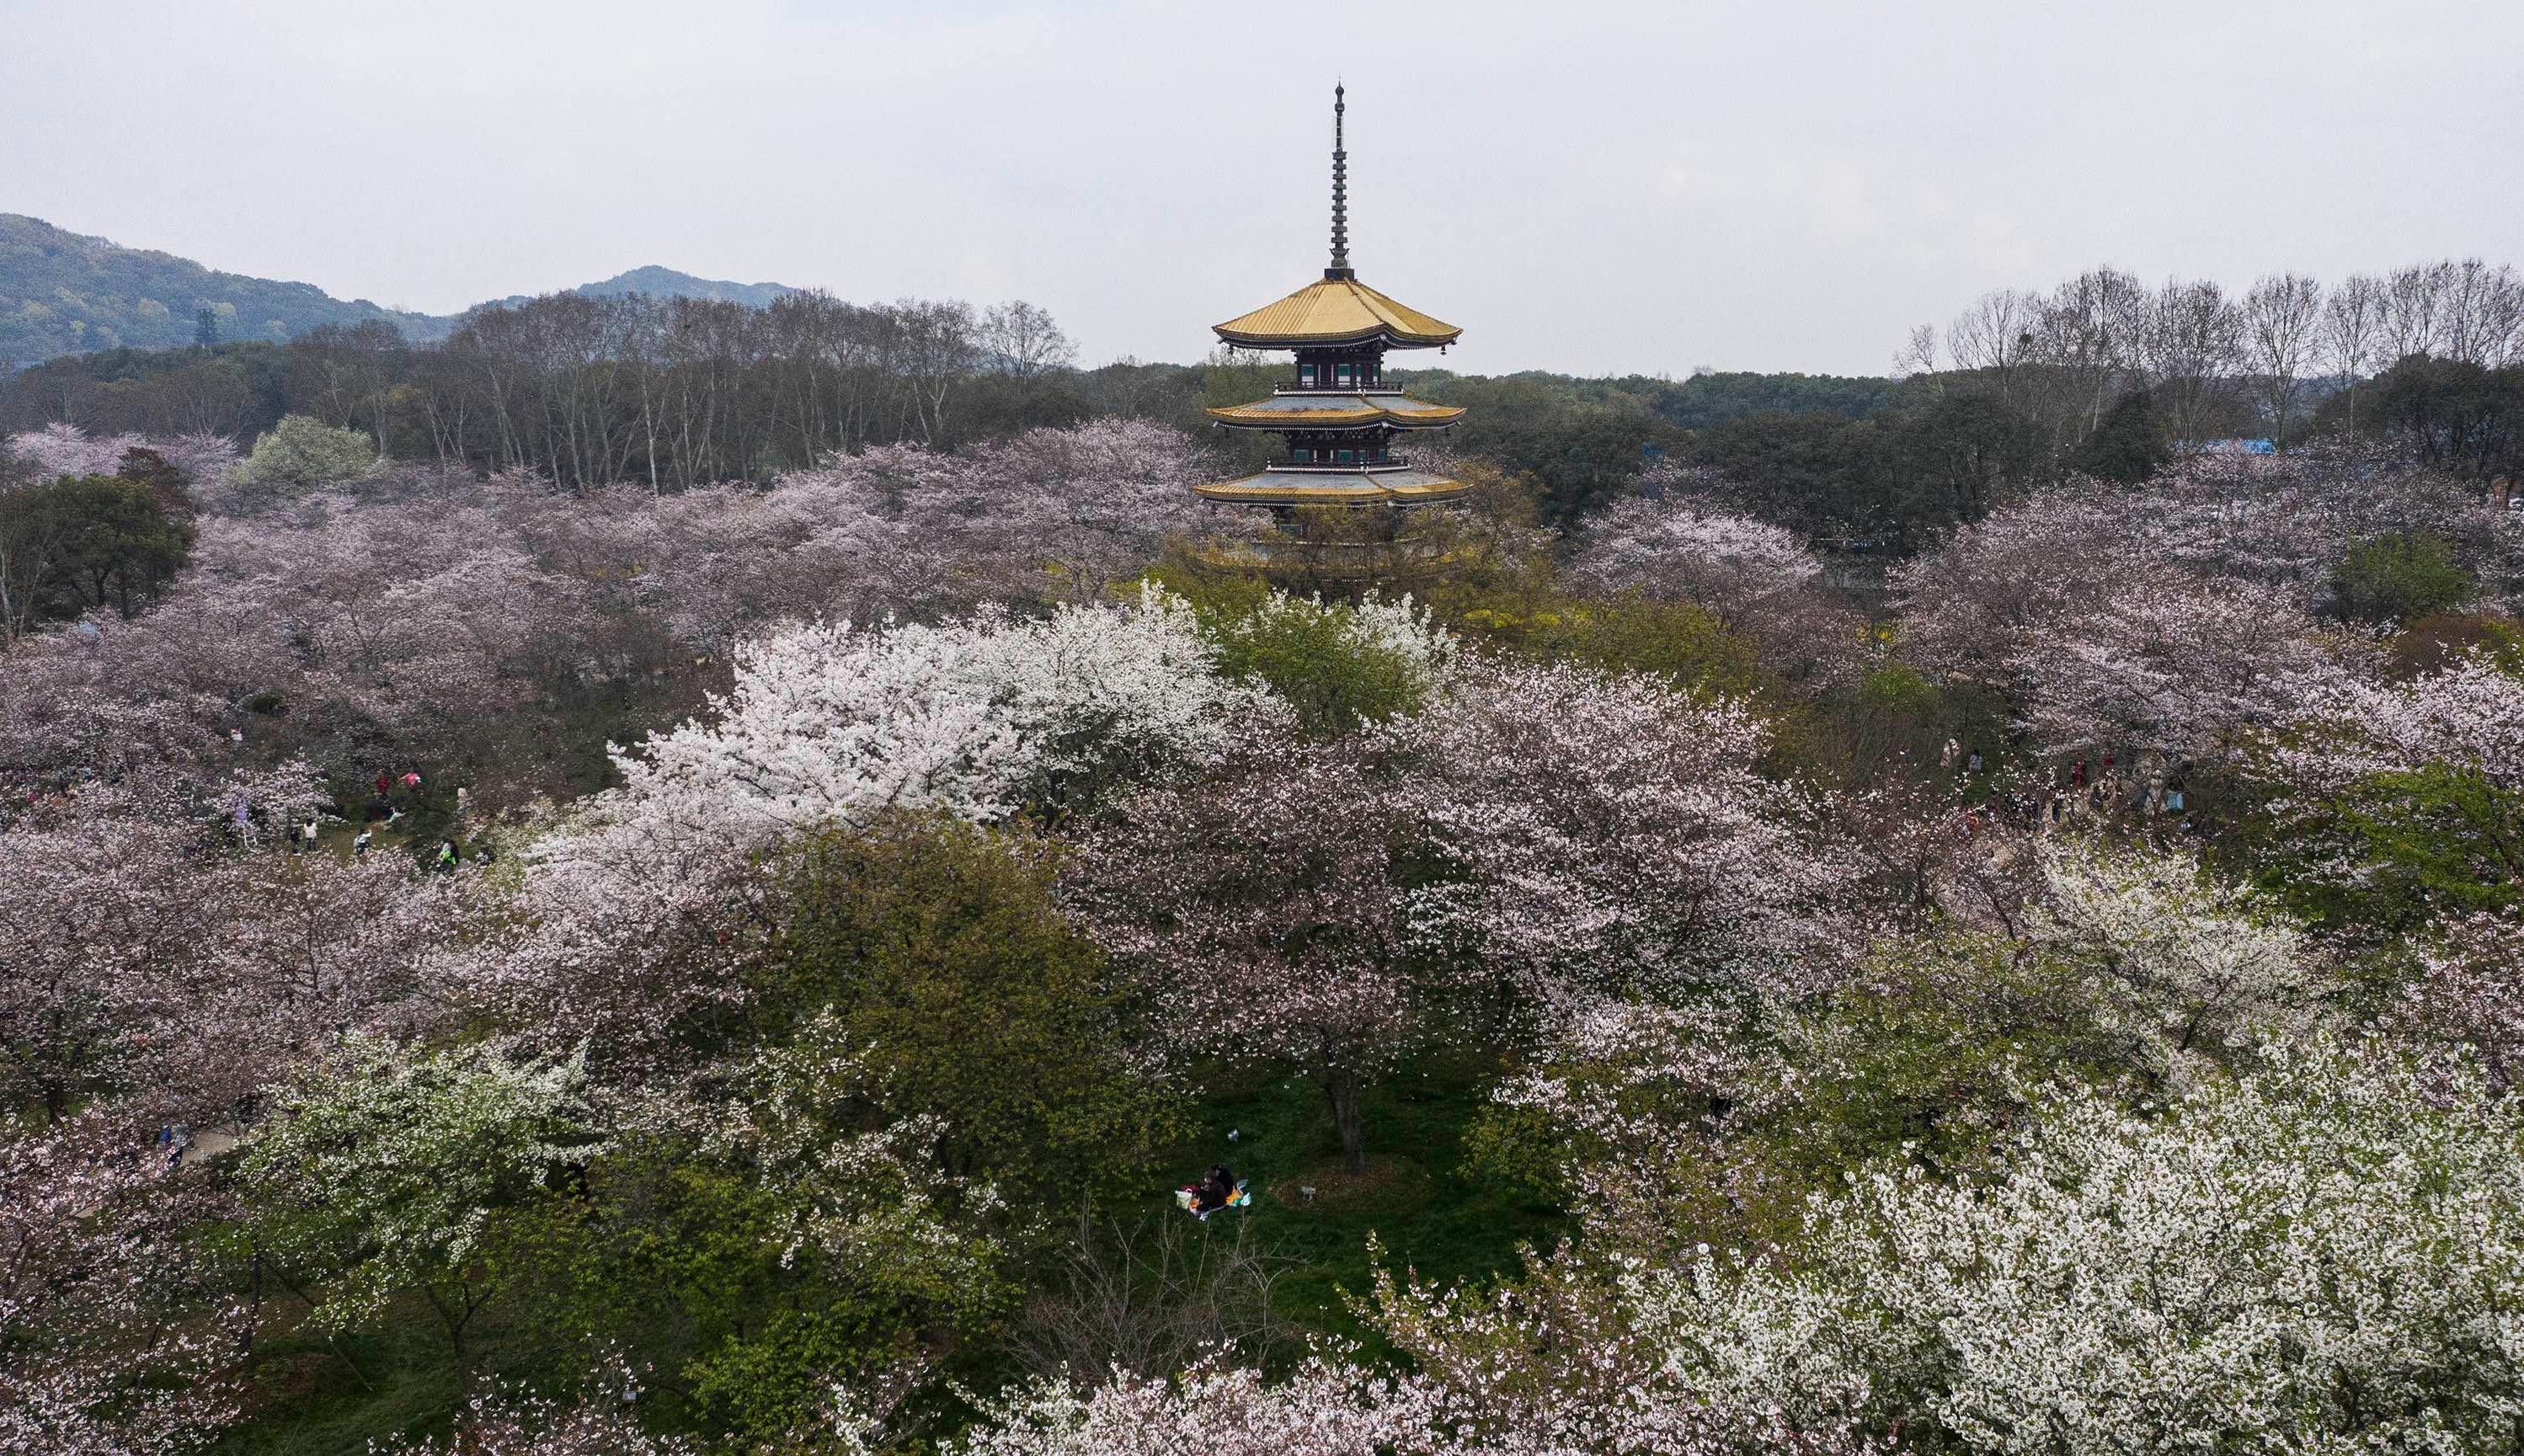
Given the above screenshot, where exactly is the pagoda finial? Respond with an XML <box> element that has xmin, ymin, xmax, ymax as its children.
<box><xmin>1326</xmin><ymin>84</ymin><xmax>1353</xmax><ymax>280</ymax></box>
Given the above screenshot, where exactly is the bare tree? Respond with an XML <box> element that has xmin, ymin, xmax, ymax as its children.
<box><xmin>2132</xmin><ymin>277</ymin><xmax>2245</xmax><ymax>445</ymax></box>
<box><xmin>2442</xmin><ymin>259</ymin><xmax>2524</xmax><ymax>367</ymax></box>
<box><xmin>2242</xmin><ymin>273</ymin><xmax>2323</xmax><ymax>448</ymax></box>
<box><xmin>2321</xmin><ymin>274</ymin><xmax>2387</xmax><ymax>434</ymax></box>
<box><xmin>2385</xmin><ymin>260</ymin><xmax>2453</xmax><ymax>361</ymax></box>
<box><xmin>1945</xmin><ymin>289</ymin><xmax>2037</xmax><ymax>409</ymax></box>
<box><xmin>2031</xmin><ymin>269</ymin><xmax>2149</xmax><ymax>445</ymax></box>
<box><xmin>979</xmin><ymin>300</ymin><xmax>1079</xmax><ymax>381</ymax></box>
<box><xmin>892</xmin><ymin>298</ymin><xmax>979</xmax><ymax>445</ymax></box>
<box><xmin>1011</xmin><ymin>1214</ymin><xmax>1289</xmax><ymax>1383</ymax></box>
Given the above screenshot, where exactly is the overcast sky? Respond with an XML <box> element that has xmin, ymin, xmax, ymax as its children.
<box><xmin>5</xmin><ymin>1</ymin><xmax>2520</xmax><ymax>376</ymax></box>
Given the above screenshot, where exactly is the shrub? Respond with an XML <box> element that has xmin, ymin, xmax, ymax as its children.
<box><xmin>2329</xmin><ymin>531</ymin><xmax>2473</xmax><ymax>623</ymax></box>
<box><xmin>236</xmin><ymin>413</ymin><xmax>378</xmax><ymax>500</ymax></box>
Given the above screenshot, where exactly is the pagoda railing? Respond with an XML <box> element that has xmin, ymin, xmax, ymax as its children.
<box><xmin>1265</xmin><ymin>458</ymin><xmax>1416</xmax><ymax>472</ymax></box>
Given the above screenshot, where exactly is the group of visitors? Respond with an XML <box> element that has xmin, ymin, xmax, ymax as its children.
<box><xmin>1177</xmin><ymin>1164</ymin><xmax>1246</xmax><ymax>1220</ymax></box>
<box><xmin>1938</xmin><ymin>742</ymin><xmax>2198</xmax><ymax>839</ymax></box>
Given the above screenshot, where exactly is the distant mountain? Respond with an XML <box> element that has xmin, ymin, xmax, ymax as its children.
<box><xmin>0</xmin><ymin>213</ymin><xmax>449</xmax><ymax>371</ymax></box>
<box><xmin>499</xmin><ymin>265</ymin><xmax>799</xmax><ymax>311</ymax></box>
<box><xmin>0</xmin><ymin>214</ymin><xmax>806</xmax><ymax>371</ymax></box>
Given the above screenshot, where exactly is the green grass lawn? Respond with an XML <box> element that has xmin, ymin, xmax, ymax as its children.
<box><xmin>1160</xmin><ymin>1047</ymin><xmax>1569</xmax><ymax>1349</ymax></box>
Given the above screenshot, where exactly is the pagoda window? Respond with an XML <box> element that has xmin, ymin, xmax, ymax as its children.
<box><xmin>1294</xmin><ymin>447</ymin><xmax>1315</xmax><ymax>462</ymax></box>
<box><xmin>1337</xmin><ymin>447</ymin><xmax>1357</xmax><ymax>463</ymax></box>
<box><xmin>1299</xmin><ymin>362</ymin><xmax>1319</xmax><ymax>387</ymax></box>
<box><xmin>1334</xmin><ymin>362</ymin><xmax>1356</xmax><ymax>387</ymax></box>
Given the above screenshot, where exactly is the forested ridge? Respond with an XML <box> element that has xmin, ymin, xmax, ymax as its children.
<box><xmin>6</xmin><ymin>256</ymin><xmax>2524</xmax><ymax>1456</ymax></box>
<box><xmin>0</xmin><ymin>212</ymin><xmax>801</xmax><ymax>372</ymax></box>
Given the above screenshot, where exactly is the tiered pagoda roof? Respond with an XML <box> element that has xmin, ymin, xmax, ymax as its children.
<box><xmin>1193</xmin><ymin>467</ymin><xmax>1468</xmax><ymax>507</ymax></box>
<box><xmin>1212</xmin><ymin>278</ymin><xmax>1461</xmax><ymax>350</ymax></box>
<box><xmin>1204</xmin><ymin>391</ymin><xmax>1465</xmax><ymax>429</ymax></box>
<box><xmin>1193</xmin><ymin>87</ymin><xmax>1470</xmax><ymax>514</ymax></box>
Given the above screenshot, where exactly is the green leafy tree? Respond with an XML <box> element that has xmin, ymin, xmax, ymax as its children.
<box><xmin>1524</xmin><ymin>595</ymin><xmax>1767</xmax><ymax>701</ymax></box>
<box><xmin>2361</xmin><ymin>353</ymin><xmax>2524</xmax><ymax>478</ymax></box>
<box><xmin>658</xmin><ymin>1022</ymin><xmax>1006</xmax><ymax>1440</ymax></box>
<box><xmin>0</xmin><ymin>467</ymin><xmax>192</xmax><ymax>627</ymax></box>
<box><xmin>2322</xmin><ymin>764</ymin><xmax>2524</xmax><ymax>926</ymax></box>
<box><xmin>759</xmin><ymin>812</ymin><xmax>1182</xmax><ymax>1205</ymax></box>
<box><xmin>1197</xmin><ymin>590</ymin><xmax>1454</xmax><ymax>736</ymax></box>
<box><xmin>2069</xmin><ymin>386</ymin><xmax>2170</xmax><ymax>483</ymax></box>
<box><xmin>1886</xmin><ymin>392</ymin><xmax>2039</xmax><ymax>523</ymax></box>
<box><xmin>235</xmin><ymin>1035</ymin><xmax>606</xmax><ymax>1388</ymax></box>
<box><xmin>2328</xmin><ymin>531</ymin><xmax>2473</xmax><ymax>623</ymax></box>
<box><xmin>494</xmin><ymin>1016</ymin><xmax>1010</xmax><ymax>1444</ymax></box>
<box><xmin>1417</xmin><ymin>375</ymin><xmax>1668</xmax><ymax>524</ymax></box>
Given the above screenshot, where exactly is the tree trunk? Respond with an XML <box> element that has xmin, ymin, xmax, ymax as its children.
<box><xmin>424</xmin><ymin>1284</ymin><xmax>474</xmax><ymax>1395</ymax></box>
<box><xmin>1326</xmin><ymin>1069</ymin><xmax>1367</xmax><ymax>1175</ymax></box>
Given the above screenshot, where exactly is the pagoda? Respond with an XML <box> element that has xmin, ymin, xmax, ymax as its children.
<box><xmin>1195</xmin><ymin>87</ymin><xmax>1470</xmax><ymax>513</ymax></box>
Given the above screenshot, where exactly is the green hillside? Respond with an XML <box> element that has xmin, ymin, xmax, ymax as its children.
<box><xmin>0</xmin><ymin>213</ymin><xmax>449</xmax><ymax>371</ymax></box>
<box><xmin>0</xmin><ymin>214</ymin><xmax>806</xmax><ymax>372</ymax></box>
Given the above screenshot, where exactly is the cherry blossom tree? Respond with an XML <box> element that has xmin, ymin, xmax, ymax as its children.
<box><xmin>0</xmin><ymin>800</ymin><xmax>205</xmax><ymax>1118</ymax></box>
<box><xmin>184</xmin><ymin>851</ymin><xmax>471</xmax><ymax>1103</ymax></box>
<box><xmin>0</xmin><ymin>1107</ymin><xmax>246</xmax><ymax>1456</ymax></box>
<box><xmin>1481</xmin><ymin>996</ymin><xmax>1790</xmax><ymax>1244</ymax></box>
<box><xmin>1065</xmin><ymin>733</ymin><xmax>1418</xmax><ymax>1173</ymax></box>
<box><xmin>2413</xmin><ymin>909</ymin><xmax>2524</xmax><ymax>1089</ymax></box>
<box><xmin>1386</xmin><ymin>657</ymin><xmax>1853</xmax><ymax>1011</ymax></box>
<box><xmin>1637</xmin><ymin>1043</ymin><xmax>2524</xmax><ymax>1454</ymax></box>
<box><xmin>236</xmin><ymin>1034</ymin><xmax>606</xmax><ymax>1385</ymax></box>
<box><xmin>2276</xmin><ymin>649</ymin><xmax>2524</xmax><ymax>796</ymax></box>
<box><xmin>370</xmin><ymin>1374</ymin><xmax>699</xmax><ymax>1456</ymax></box>
<box><xmin>504</xmin><ymin>451</ymin><xmax>964</xmax><ymax>653</ymax></box>
<box><xmin>2031</xmin><ymin>836</ymin><xmax>2323</xmax><ymax>1075</ymax></box>
<box><xmin>1896</xmin><ymin>483</ymin><xmax>2361</xmax><ymax>765</ymax></box>
<box><xmin>2002</xmin><ymin>572</ymin><xmax>2350</xmax><ymax>761</ymax></box>
<box><xmin>609</xmin><ymin>584</ymin><xmax>1273</xmax><ymax>843</ymax></box>
<box><xmin>958</xmin><ymin>418</ymin><xmax>1216</xmax><ymax>597</ymax></box>
<box><xmin>442</xmin><ymin>813</ymin><xmax>771</xmax><ymax>1079</ymax></box>
<box><xmin>953</xmin><ymin>1313</ymin><xmax>1872</xmax><ymax>1456</ymax></box>
<box><xmin>1566</xmin><ymin>493</ymin><xmax>1823</xmax><ymax>616</ymax></box>
<box><xmin>2260</xmin><ymin>650</ymin><xmax>2524</xmax><ymax>925</ymax></box>
<box><xmin>1889</xmin><ymin>486</ymin><xmax>2132</xmax><ymax>681</ymax></box>
<box><xmin>1566</xmin><ymin>477</ymin><xmax>1869</xmax><ymax>691</ymax></box>
<box><xmin>2138</xmin><ymin>445</ymin><xmax>2524</xmax><ymax>612</ymax></box>
<box><xmin>7</xmin><ymin>424</ymin><xmax>151</xmax><ymax>482</ymax></box>
<box><xmin>952</xmin><ymin>1357</ymin><xmax>1439</xmax><ymax>1456</ymax></box>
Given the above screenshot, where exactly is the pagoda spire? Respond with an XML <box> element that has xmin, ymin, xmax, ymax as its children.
<box><xmin>1326</xmin><ymin>85</ymin><xmax>1353</xmax><ymax>280</ymax></box>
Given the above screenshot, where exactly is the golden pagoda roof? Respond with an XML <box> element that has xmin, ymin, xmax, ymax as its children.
<box><xmin>1213</xmin><ymin>277</ymin><xmax>1462</xmax><ymax>349</ymax></box>
<box><xmin>1206</xmin><ymin>391</ymin><xmax>1465</xmax><ymax>429</ymax></box>
<box><xmin>1193</xmin><ymin>466</ymin><xmax>1470</xmax><ymax>506</ymax></box>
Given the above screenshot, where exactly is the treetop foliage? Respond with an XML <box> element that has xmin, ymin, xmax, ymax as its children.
<box><xmin>7</xmin><ymin>253</ymin><xmax>2524</xmax><ymax>1456</ymax></box>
